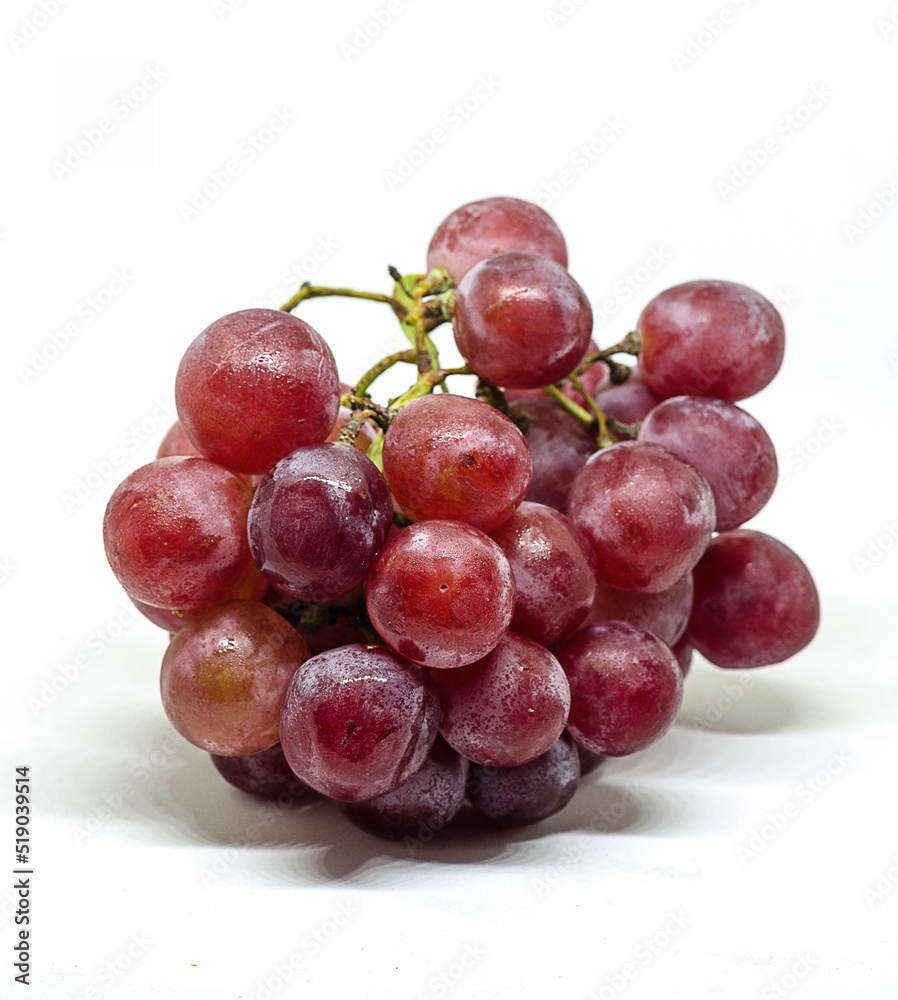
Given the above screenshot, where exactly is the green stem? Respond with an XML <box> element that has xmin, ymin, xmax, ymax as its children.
<box><xmin>543</xmin><ymin>384</ymin><xmax>594</xmax><ymax>426</ymax></box>
<box><xmin>574</xmin><ymin>330</ymin><xmax>642</xmax><ymax>377</ymax></box>
<box><xmin>352</xmin><ymin>349</ymin><xmax>417</xmax><ymax>397</ymax></box>
<box><xmin>281</xmin><ymin>283</ymin><xmax>407</xmax><ymax>319</ymax></box>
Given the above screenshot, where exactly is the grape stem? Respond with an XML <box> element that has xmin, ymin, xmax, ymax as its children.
<box><xmin>575</xmin><ymin>330</ymin><xmax>641</xmax><ymax>383</ymax></box>
<box><xmin>281</xmin><ymin>282</ymin><xmax>408</xmax><ymax>320</ymax></box>
<box><xmin>543</xmin><ymin>383</ymin><xmax>640</xmax><ymax>446</ymax></box>
<box><xmin>352</xmin><ymin>349</ymin><xmax>417</xmax><ymax>397</ymax></box>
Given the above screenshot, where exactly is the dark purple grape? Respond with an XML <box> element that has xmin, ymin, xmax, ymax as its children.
<box><xmin>248</xmin><ymin>443</ymin><xmax>392</xmax><ymax>603</ymax></box>
<box><xmin>210</xmin><ymin>743</ymin><xmax>315</xmax><ymax>800</ymax></box>
<box><xmin>587</xmin><ymin>574</ymin><xmax>693</xmax><ymax>647</ymax></box>
<box><xmin>383</xmin><ymin>393</ymin><xmax>531</xmax><ymax>534</ymax></box>
<box><xmin>638</xmin><ymin>395</ymin><xmax>778</xmax><ymax>531</ymax></box>
<box><xmin>491</xmin><ymin>502</ymin><xmax>595</xmax><ymax>645</ymax></box>
<box><xmin>567</xmin><ymin>441</ymin><xmax>715</xmax><ymax>593</ymax></box>
<box><xmin>637</xmin><ymin>280</ymin><xmax>785</xmax><ymax>402</ymax></box>
<box><xmin>175</xmin><ymin>308</ymin><xmax>340</xmax><ymax>474</ymax></box>
<box><xmin>552</xmin><ymin>621</ymin><xmax>683</xmax><ymax>756</ymax></box>
<box><xmin>687</xmin><ymin>530</ymin><xmax>820</xmax><ymax>668</ymax></box>
<box><xmin>366</xmin><ymin>521</ymin><xmax>515</xmax><ymax>669</ymax></box>
<box><xmin>592</xmin><ymin>366</ymin><xmax>662</xmax><ymax>426</ymax></box>
<box><xmin>432</xmin><ymin>632</ymin><xmax>570</xmax><ymax>767</ymax></box>
<box><xmin>468</xmin><ymin>734</ymin><xmax>580</xmax><ymax>826</ymax></box>
<box><xmin>572</xmin><ymin>739</ymin><xmax>606</xmax><ymax>776</ymax></box>
<box><xmin>104</xmin><ymin>457</ymin><xmax>255</xmax><ymax>610</ymax></box>
<box><xmin>453</xmin><ymin>252</ymin><xmax>593</xmax><ymax>389</ymax></box>
<box><xmin>339</xmin><ymin>737</ymin><xmax>467</xmax><ymax>840</ymax></box>
<box><xmin>510</xmin><ymin>398</ymin><xmax>596</xmax><ymax>511</ymax></box>
<box><xmin>279</xmin><ymin>644</ymin><xmax>441</xmax><ymax>802</ymax></box>
<box><xmin>427</xmin><ymin>196</ymin><xmax>568</xmax><ymax>283</ymax></box>
<box><xmin>160</xmin><ymin>601</ymin><xmax>310</xmax><ymax>755</ymax></box>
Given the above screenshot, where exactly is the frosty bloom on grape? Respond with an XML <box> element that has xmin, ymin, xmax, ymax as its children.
<box><xmin>7</xmin><ymin>0</ymin><xmax>74</xmax><ymax>54</ymax></box>
<box><xmin>862</xmin><ymin>854</ymin><xmax>898</xmax><ymax>906</ymax></box>
<box><xmin>842</xmin><ymin>169</ymin><xmax>898</xmax><ymax>244</ymax></box>
<box><xmin>534</xmin><ymin>116</ymin><xmax>627</xmax><ymax>208</ymax></box>
<box><xmin>877</xmin><ymin>1</ymin><xmax>898</xmax><ymax>40</ymax></box>
<box><xmin>384</xmin><ymin>75</ymin><xmax>501</xmax><ymax>192</ymax></box>
<box><xmin>427</xmin><ymin>943</ymin><xmax>485</xmax><ymax>995</ymax></box>
<box><xmin>671</xmin><ymin>0</ymin><xmax>758</xmax><ymax>72</ymax></box>
<box><xmin>51</xmin><ymin>64</ymin><xmax>168</xmax><ymax>180</ymax></box>
<box><xmin>760</xmin><ymin>954</ymin><xmax>818</xmax><ymax>1000</ymax></box>
<box><xmin>69</xmin><ymin>931</ymin><xmax>154</xmax><ymax>1000</ymax></box>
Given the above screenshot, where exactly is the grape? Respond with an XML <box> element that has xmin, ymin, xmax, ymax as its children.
<box><xmin>325</xmin><ymin>384</ymin><xmax>376</xmax><ymax>453</ymax></box>
<box><xmin>687</xmin><ymin>530</ymin><xmax>820</xmax><ymax>668</ymax></box>
<box><xmin>490</xmin><ymin>502</ymin><xmax>595</xmax><ymax>645</ymax></box>
<box><xmin>671</xmin><ymin>636</ymin><xmax>693</xmax><ymax>676</ymax></box>
<box><xmin>638</xmin><ymin>396</ymin><xmax>777</xmax><ymax>531</ymax></box>
<box><xmin>157</xmin><ymin>420</ymin><xmax>204</xmax><ymax>460</ymax></box>
<box><xmin>279</xmin><ymin>644</ymin><xmax>441</xmax><ymax>802</ymax></box>
<box><xmin>248</xmin><ymin>443</ymin><xmax>392</xmax><ymax>603</ymax></box>
<box><xmin>637</xmin><ymin>280</ymin><xmax>785</xmax><ymax>402</ymax></box>
<box><xmin>468</xmin><ymin>734</ymin><xmax>580</xmax><ymax>826</ymax></box>
<box><xmin>175</xmin><ymin>308</ymin><xmax>340</xmax><ymax>474</ymax></box>
<box><xmin>453</xmin><ymin>252</ymin><xmax>593</xmax><ymax>389</ymax></box>
<box><xmin>509</xmin><ymin>398</ymin><xmax>596</xmax><ymax>511</ymax></box>
<box><xmin>552</xmin><ymin>621</ymin><xmax>683</xmax><ymax>756</ymax></box>
<box><xmin>340</xmin><ymin>737</ymin><xmax>467</xmax><ymax>840</ymax></box>
<box><xmin>130</xmin><ymin>562</ymin><xmax>268</xmax><ymax>634</ymax></box>
<box><xmin>160</xmin><ymin>601</ymin><xmax>310</xmax><ymax>756</ymax></box>
<box><xmin>592</xmin><ymin>366</ymin><xmax>662</xmax><ymax>426</ymax></box>
<box><xmin>366</xmin><ymin>521</ymin><xmax>515</xmax><ymax>668</ymax></box>
<box><xmin>383</xmin><ymin>394</ymin><xmax>531</xmax><ymax>533</ymax></box>
<box><xmin>587</xmin><ymin>574</ymin><xmax>693</xmax><ymax>647</ymax></box>
<box><xmin>572</xmin><ymin>740</ymin><xmax>606</xmax><ymax>776</ymax></box>
<box><xmin>103</xmin><ymin>457</ymin><xmax>255</xmax><ymax>610</ymax></box>
<box><xmin>432</xmin><ymin>632</ymin><xmax>570</xmax><ymax>767</ymax></box>
<box><xmin>426</xmin><ymin>196</ymin><xmax>568</xmax><ymax>283</ymax></box>
<box><xmin>567</xmin><ymin>441</ymin><xmax>715</xmax><ymax>593</ymax></box>
<box><xmin>211</xmin><ymin>743</ymin><xmax>316</xmax><ymax>800</ymax></box>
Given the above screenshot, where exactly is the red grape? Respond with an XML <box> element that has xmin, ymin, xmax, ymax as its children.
<box><xmin>383</xmin><ymin>393</ymin><xmax>531</xmax><ymax>533</ymax></box>
<box><xmin>491</xmin><ymin>502</ymin><xmax>595</xmax><ymax>645</ymax></box>
<box><xmin>160</xmin><ymin>600</ymin><xmax>310</xmax><ymax>755</ymax></box>
<box><xmin>637</xmin><ymin>280</ymin><xmax>785</xmax><ymax>402</ymax></box>
<box><xmin>432</xmin><ymin>632</ymin><xmax>570</xmax><ymax>767</ymax></box>
<box><xmin>339</xmin><ymin>737</ymin><xmax>467</xmax><ymax>840</ymax></box>
<box><xmin>553</xmin><ymin>621</ymin><xmax>683</xmax><ymax>756</ymax></box>
<box><xmin>672</xmin><ymin>636</ymin><xmax>693</xmax><ymax>676</ymax></box>
<box><xmin>211</xmin><ymin>743</ymin><xmax>316</xmax><ymax>800</ymax></box>
<box><xmin>638</xmin><ymin>395</ymin><xmax>777</xmax><ymax>531</ymax></box>
<box><xmin>587</xmin><ymin>573</ymin><xmax>694</xmax><ymax>646</ymax></box>
<box><xmin>453</xmin><ymin>252</ymin><xmax>593</xmax><ymax>389</ymax></box>
<box><xmin>592</xmin><ymin>366</ymin><xmax>662</xmax><ymax>426</ymax></box>
<box><xmin>248</xmin><ymin>443</ymin><xmax>392</xmax><ymax>603</ymax></box>
<box><xmin>468</xmin><ymin>734</ymin><xmax>580</xmax><ymax>825</ymax></box>
<box><xmin>366</xmin><ymin>521</ymin><xmax>515</xmax><ymax>668</ymax></box>
<box><xmin>687</xmin><ymin>530</ymin><xmax>820</xmax><ymax>668</ymax></box>
<box><xmin>157</xmin><ymin>420</ymin><xmax>204</xmax><ymax>460</ymax></box>
<box><xmin>279</xmin><ymin>644</ymin><xmax>441</xmax><ymax>802</ymax></box>
<box><xmin>325</xmin><ymin>383</ymin><xmax>377</xmax><ymax>453</ymax></box>
<box><xmin>427</xmin><ymin>196</ymin><xmax>568</xmax><ymax>283</ymax></box>
<box><xmin>567</xmin><ymin>441</ymin><xmax>715</xmax><ymax>593</ymax></box>
<box><xmin>175</xmin><ymin>308</ymin><xmax>340</xmax><ymax>474</ymax></box>
<box><xmin>103</xmin><ymin>457</ymin><xmax>255</xmax><ymax>610</ymax></box>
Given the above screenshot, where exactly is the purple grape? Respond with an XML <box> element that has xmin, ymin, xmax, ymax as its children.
<box><xmin>432</xmin><ymin>632</ymin><xmax>571</xmax><ymax>767</ymax></box>
<box><xmin>592</xmin><ymin>366</ymin><xmax>662</xmax><ymax>426</ymax></box>
<box><xmin>572</xmin><ymin>740</ymin><xmax>606</xmax><ymax>776</ymax></box>
<box><xmin>339</xmin><ymin>737</ymin><xmax>467</xmax><ymax>840</ymax></box>
<box><xmin>637</xmin><ymin>280</ymin><xmax>785</xmax><ymax>402</ymax></box>
<box><xmin>211</xmin><ymin>743</ymin><xmax>316</xmax><ymax>800</ymax></box>
<box><xmin>587</xmin><ymin>574</ymin><xmax>694</xmax><ymax>646</ymax></box>
<box><xmin>567</xmin><ymin>441</ymin><xmax>715</xmax><ymax>593</ymax></box>
<box><xmin>468</xmin><ymin>734</ymin><xmax>580</xmax><ymax>826</ymax></box>
<box><xmin>671</xmin><ymin>636</ymin><xmax>693</xmax><ymax>676</ymax></box>
<box><xmin>638</xmin><ymin>395</ymin><xmax>778</xmax><ymax>531</ymax></box>
<box><xmin>687</xmin><ymin>530</ymin><xmax>820</xmax><ymax>668</ymax></box>
<box><xmin>248</xmin><ymin>443</ymin><xmax>393</xmax><ymax>603</ymax></box>
<box><xmin>279</xmin><ymin>644</ymin><xmax>441</xmax><ymax>802</ymax></box>
<box><xmin>552</xmin><ymin>621</ymin><xmax>683</xmax><ymax>756</ymax></box>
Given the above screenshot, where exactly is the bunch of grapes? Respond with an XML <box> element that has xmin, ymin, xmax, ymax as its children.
<box><xmin>103</xmin><ymin>196</ymin><xmax>820</xmax><ymax>840</ymax></box>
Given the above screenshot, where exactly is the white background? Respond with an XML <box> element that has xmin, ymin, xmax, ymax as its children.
<box><xmin>2</xmin><ymin>0</ymin><xmax>897</xmax><ymax>997</ymax></box>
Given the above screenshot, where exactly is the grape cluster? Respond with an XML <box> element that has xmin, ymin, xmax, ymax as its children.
<box><xmin>103</xmin><ymin>195</ymin><xmax>820</xmax><ymax>842</ymax></box>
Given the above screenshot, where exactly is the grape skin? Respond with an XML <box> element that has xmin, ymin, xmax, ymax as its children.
<box><xmin>211</xmin><ymin>743</ymin><xmax>316</xmax><ymax>800</ymax></box>
<box><xmin>567</xmin><ymin>441</ymin><xmax>716</xmax><ymax>593</ymax></box>
<box><xmin>427</xmin><ymin>196</ymin><xmax>568</xmax><ymax>283</ymax></box>
<box><xmin>366</xmin><ymin>521</ymin><xmax>516</xmax><ymax>669</ymax></box>
<box><xmin>432</xmin><ymin>632</ymin><xmax>571</xmax><ymax>767</ymax></box>
<box><xmin>637</xmin><ymin>280</ymin><xmax>785</xmax><ymax>402</ymax></box>
<box><xmin>593</xmin><ymin>366</ymin><xmax>663</xmax><ymax>426</ymax></box>
<box><xmin>587</xmin><ymin>573</ymin><xmax>694</xmax><ymax>647</ymax></box>
<box><xmin>383</xmin><ymin>393</ymin><xmax>532</xmax><ymax>534</ymax></box>
<box><xmin>160</xmin><ymin>601</ymin><xmax>310</xmax><ymax>756</ymax></box>
<box><xmin>279</xmin><ymin>644</ymin><xmax>441</xmax><ymax>802</ymax></box>
<box><xmin>638</xmin><ymin>395</ymin><xmax>778</xmax><ymax>531</ymax></box>
<box><xmin>453</xmin><ymin>252</ymin><xmax>593</xmax><ymax>389</ymax></box>
<box><xmin>687</xmin><ymin>530</ymin><xmax>820</xmax><ymax>668</ymax></box>
<box><xmin>103</xmin><ymin>457</ymin><xmax>255</xmax><ymax>610</ymax></box>
<box><xmin>175</xmin><ymin>308</ymin><xmax>340</xmax><ymax>474</ymax></box>
<box><xmin>157</xmin><ymin>420</ymin><xmax>204</xmax><ymax>460</ymax></box>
